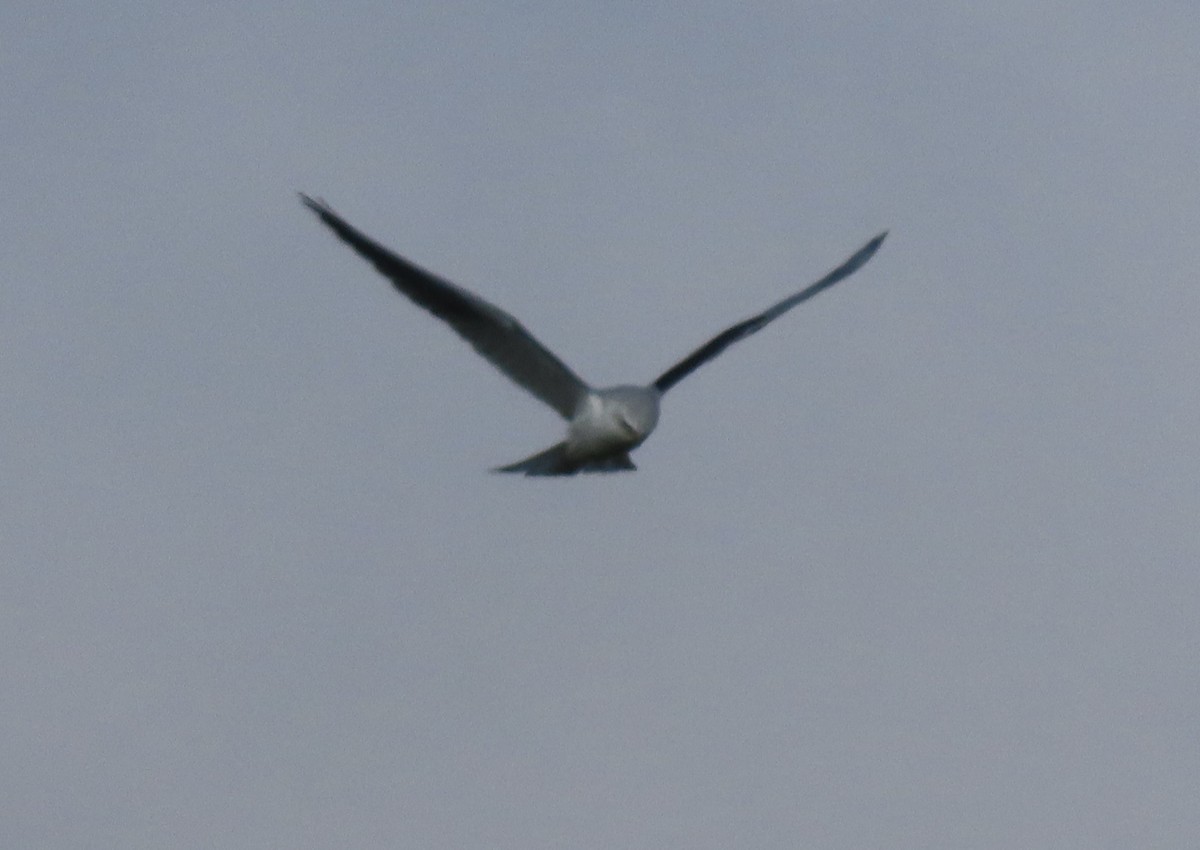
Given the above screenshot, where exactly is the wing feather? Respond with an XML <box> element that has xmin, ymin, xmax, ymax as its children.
<box><xmin>301</xmin><ymin>195</ymin><xmax>589</xmax><ymax>419</ymax></box>
<box><xmin>652</xmin><ymin>232</ymin><xmax>887</xmax><ymax>394</ymax></box>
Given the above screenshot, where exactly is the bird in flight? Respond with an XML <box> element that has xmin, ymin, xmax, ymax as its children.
<box><xmin>301</xmin><ymin>194</ymin><xmax>886</xmax><ymax>476</ymax></box>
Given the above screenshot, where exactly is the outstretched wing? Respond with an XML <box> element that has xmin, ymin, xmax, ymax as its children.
<box><xmin>301</xmin><ymin>195</ymin><xmax>590</xmax><ymax>420</ymax></box>
<box><xmin>652</xmin><ymin>232</ymin><xmax>887</xmax><ymax>394</ymax></box>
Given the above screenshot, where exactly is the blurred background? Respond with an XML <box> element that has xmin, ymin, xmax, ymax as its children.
<box><xmin>4</xmin><ymin>3</ymin><xmax>1198</xmax><ymax>847</ymax></box>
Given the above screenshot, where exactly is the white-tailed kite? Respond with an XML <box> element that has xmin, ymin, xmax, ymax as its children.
<box><xmin>301</xmin><ymin>194</ymin><xmax>886</xmax><ymax>475</ymax></box>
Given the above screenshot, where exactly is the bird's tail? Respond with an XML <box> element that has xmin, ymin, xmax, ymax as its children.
<box><xmin>492</xmin><ymin>443</ymin><xmax>636</xmax><ymax>476</ymax></box>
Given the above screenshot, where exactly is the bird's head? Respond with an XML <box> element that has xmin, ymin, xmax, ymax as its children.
<box><xmin>602</xmin><ymin>385</ymin><xmax>661</xmax><ymax>444</ymax></box>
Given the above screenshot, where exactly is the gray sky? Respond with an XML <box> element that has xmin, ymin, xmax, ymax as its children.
<box><xmin>5</xmin><ymin>2</ymin><xmax>1199</xmax><ymax>848</ymax></box>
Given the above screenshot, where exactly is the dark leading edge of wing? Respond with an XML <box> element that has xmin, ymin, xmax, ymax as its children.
<box><xmin>300</xmin><ymin>194</ymin><xmax>590</xmax><ymax>420</ymax></box>
<box><xmin>652</xmin><ymin>231</ymin><xmax>888</xmax><ymax>395</ymax></box>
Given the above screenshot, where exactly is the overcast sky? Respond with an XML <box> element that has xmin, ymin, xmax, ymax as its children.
<box><xmin>5</xmin><ymin>3</ymin><xmax>1199</xmax><ymax>848</ymax></box>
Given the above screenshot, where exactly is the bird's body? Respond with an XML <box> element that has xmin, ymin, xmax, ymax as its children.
<box><xmin>496</xmin><ymin>385</ymin><xmax>661</xmax><ymax>475</ymax></box>
<box><xmin>300</xmin><ymin>194</ymin><xmax>885</xmax><ymax>475</ymax></box>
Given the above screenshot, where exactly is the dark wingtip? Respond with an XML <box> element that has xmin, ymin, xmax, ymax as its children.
<box><xmin>298</xmin><ymin>192</ymin><xmax>330</xmax><ymax>215</ymax></box>
<box><xmin>846</xmin><ymin>230</ymin><xmax>889</xmax><ymax>269</ymax></box>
